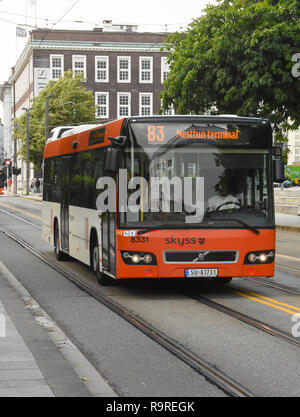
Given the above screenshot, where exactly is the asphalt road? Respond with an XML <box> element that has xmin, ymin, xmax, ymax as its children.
<box><xmin>1</xmin><ymin>195</ymin><xmax>300</xmax><ymax>396</ymax></box>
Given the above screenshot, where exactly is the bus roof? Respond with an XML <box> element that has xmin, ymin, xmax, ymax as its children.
<box><xmin>43</xmin><ymin>115</ymin><xmax>271</xmax><ymax>160</ymax></box>
<box><xmin>61</xmin><ymin>124</ymin><xmax>100</xmax><ymax>138</ymax></box>
<box><xmin>43</xmin><ymin>118</ymin><xmax>125</xmax><ymax>159</ymax></box>
<box><xmin>126</xmin><ymin>115</ymin><xmax>270</xmax><ymax>124</ymax></box>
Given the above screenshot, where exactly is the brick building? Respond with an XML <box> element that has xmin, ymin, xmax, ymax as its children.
<box><xmin>1</xmin><ymin>24</ymin><xmax>171</xmax><ymax>192</ymax></box>
<box><xmin>11</xmin><ymin>25</ymin><xmax>170</xmax><ymax>124</ymax></box>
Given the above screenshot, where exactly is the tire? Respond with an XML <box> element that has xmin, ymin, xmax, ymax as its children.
<box><xmin>54</xmin><ymin>222</ymin><xmax>66</xmax><ymax>261</ymax></box>
<box><xmin>91</xmin><ymin>235</ymin><xmax>116</xmax><ymax>286</ymax></box>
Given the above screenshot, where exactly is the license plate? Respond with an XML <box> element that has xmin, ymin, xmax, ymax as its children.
<box><xmin>185</xmin><ymin>268</ymin><xmax>218</xmax><ymax>278</ymax></box>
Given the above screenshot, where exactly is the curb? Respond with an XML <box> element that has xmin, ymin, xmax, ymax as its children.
<box><xmin>276</xmin><ymin>225</ymin><xmax>300</xmax><ymax>233</ymax></box>
<box><xmin>8</xmin><ymin>193</ymin><xmax>42</xmax><ymax>202</ymax></box>
<box><xmin>0</xmin><ymin>260</ymin><xmax>117</xmax><ymax>397</ymax></box>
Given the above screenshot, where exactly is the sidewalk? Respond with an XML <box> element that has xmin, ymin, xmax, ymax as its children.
<box><xmin>0</xmin><ymin>261</ymin><xmax>117</xmax><ymax>398</ymax></box>
<box><xmin>11</xmin><ymin>191</ymin><xmax>43</xmax><ymax>202</ymax></box>
<box><xmin>0</xmin><ymin>261</ymin><xmax>90</xmax><ymax>396</ymax></box>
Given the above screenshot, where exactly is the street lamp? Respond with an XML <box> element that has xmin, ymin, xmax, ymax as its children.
<box><xmin>13</xmin><ymin>121</ymin><xmax>19</xmax><ymax>195</ymax></box>
<box><xmin>45</xmin><ymin>94</ymin><xmax>54</xmax><ymax>141</ymax></box>
<box><xmin>22</xmin><ymin>107</ymin><xmax>32</xmax><ymax>195</ymax></box>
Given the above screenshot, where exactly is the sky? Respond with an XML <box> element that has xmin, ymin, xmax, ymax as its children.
<box><xmin>0</xmin><ymin>0</ymin><xmax>217</xmax><ymax>118</ymax></box>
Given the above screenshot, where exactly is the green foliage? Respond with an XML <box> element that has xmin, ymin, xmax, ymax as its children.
<box><xmin>161</xmin><ymin>0</ymin><xmax>300</xmax><ymax>131</ymax></box>
<box><xmin>274</xmin><ymin>129</ymin><xmax>290</xmax><ymax>164</ymax></box>
<box><xmin>14</xmin><ymin>70</ymin><xmax>97</xmax><ymax>167</ymax></box>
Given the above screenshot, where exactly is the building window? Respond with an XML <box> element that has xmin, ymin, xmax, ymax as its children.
<box><xmin>50</xmin><ymin>55</ymin><xmax>64</xmax><ymax>80</ymax></box>
<box><xmin>95</xmin><ymin>92</ymin><xmax>109</xmax><ymax>119</ymax></box>
<box><xmin>140</xmin><ymin>93</ymin><xmax>153</xmax><ymax>116</ymax></box>
<box><xmin>72</xmin><ymin>55</ymin><xmax>86</xmax><ymax>78</ymax></box>
<box><xmin>118</xmin><ymin>57</ymin><xmax>131</xmax><ymax>83</ymax></box>
<box><xmin>161</xmin><ymin>57</ymin><xmax>170</xmax><ymax>83</ymax></box>
<box><xmin>139</xmin><ymin>57</ymin><xmax>153</xmax><ymax>83</ymax></box>
<box><xmin>117</xmin><ymin>93</ymin><xmax>131</xmax><ymax>117</ymax></box>
<box><xmin>95</xmin><ymin>56</ymin><xmax>109</xmax><ymax>82</ymax></box>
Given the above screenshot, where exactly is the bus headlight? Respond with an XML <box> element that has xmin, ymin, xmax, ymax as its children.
<box><xmin>143</xmin><ymin>254</ymin><xmax>153</xmax><ymax>264</ymax></box>
<box><xmin>244</xmin><ymin>250</ymin><xmax>275</xmax><ymax>265</ymax></box>
<box><xmin>131</xmin><ymin>254</ymin><xmax>141</xmax><ymax>264</ymax></box>
<box><xmin>121</xmin><ymin>251</ymin><xmax>157</xmax><ymax>265</ymax></box>
<box><xmin>258</xmin><ymin>253</ymin><xmax>267</xmax><ymax>263</ymax></box>
<box><xmin>248</xmin><ymin>253</ymin><xmax>257</xmax><ymax>263</ymax></box>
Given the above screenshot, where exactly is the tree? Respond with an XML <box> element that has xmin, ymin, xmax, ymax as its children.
<box><xmin>14</xmin><ymin>70</ymin><xmax>97</xmax><ymax>167</ymax></box>
<box><xmin>161</xmin><ymin>0</ymin><xmax>300</xmax><ymax>133</ymax></box>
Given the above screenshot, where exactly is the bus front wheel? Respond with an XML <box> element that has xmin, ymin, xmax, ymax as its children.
<box><xmin>90</xmin><ymin>237</ymin><xmax>115</xmax><ymax>286</ymax></box>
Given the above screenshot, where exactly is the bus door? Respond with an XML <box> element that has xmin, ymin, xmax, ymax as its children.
<box><xmin>61</xmin><ymin>156</ymin><xmax>71</xmax><ymax>251</ymax></box>
<box><xmin>102</xmin><ymin>211</ymin><xmax>116</xmax><ymax>276</ymax></box>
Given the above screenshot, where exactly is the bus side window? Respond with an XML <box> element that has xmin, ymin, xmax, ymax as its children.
<box><xmin>70</xmin><ymin>153</ymin><xmax>82</xmax><ymax>207</ymax></box>
<box><xmin>52</xmin><ymin>158</ymin><xmax>63</xmax><ymax>203</ymax></box>
<box><xmin>94</xmin><ymin>149</ymin><xmax>105</xmax><ymax>209</ymax></box>
<box><xmin>81</xmin><ymin>151</ymin><xmax>93</xmax><ymax>209</ymax></box>
<box><xmin>43</xmin><ymin>159</ymin><xmax>52</xmax><ymax>201</ymax></box>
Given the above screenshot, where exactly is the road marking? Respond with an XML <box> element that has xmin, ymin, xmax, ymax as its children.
<box><xmin>236</xmin><ymin>288</ymin><xmax>300</xmax><ymax>312</ymax></box>
<box><xmin>233</xmin><ymin>289</ymin><xmax>300</xmax><ymax>316</ymax></box>
<box><xmin>0</xmin><ymin>202</ymin><xmax>41</xmax><ymax>221</ymax></box>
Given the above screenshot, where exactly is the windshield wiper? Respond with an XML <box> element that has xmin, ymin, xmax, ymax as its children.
<box><xmin>207</xmin><ymin>218</ymin><xmax>260</xmax><ymax>234</ymax></box>
<box><xmin>136</xmin><ymin>218</ymin><xmax>260</xmax><ymax>235</ymax></box>
<box><xmin>136</xmin><ymin>225</ymin><xmax>206</xmax><ymax>235</ymax></box>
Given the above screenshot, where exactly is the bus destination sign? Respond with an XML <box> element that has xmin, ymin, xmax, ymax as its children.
<box><xmin>146</xmin><ymin>125</ymin><xmax>239</xmax><ymax>144</ymax></box>
<box><xmin>176</xmin><ymin>129</ymin><xmax>239</xmax><ymax>140</ymax></box>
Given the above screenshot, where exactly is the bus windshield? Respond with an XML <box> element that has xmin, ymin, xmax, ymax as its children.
<box><xmin>119</xmin><ymin>120</ymin><xmax>274</xmax><ymax>230</ymax></box>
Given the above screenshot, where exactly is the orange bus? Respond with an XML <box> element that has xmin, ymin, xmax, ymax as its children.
<box><xmin>42</xmin><ymin>116</ymin><xmax>284</xmax><ymax>285</ymax></box>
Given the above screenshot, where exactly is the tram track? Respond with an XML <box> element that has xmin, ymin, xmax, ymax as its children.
<box><xmin>187</xmin><ymin>292</ymin><xmax>300</xmax><ymax>349</ymax></box>
<box><xmin>1</xmin><ymin>204</ymin><xmax>300</xmax><ymax>396</ymax></box>
<box><xmin>1</xmin><ymin>205</ymin><xmax>300</xmax><ymax>296</ymax></box>
<box><xmin>244</xmin><ymin>274</ymin><xmax>300</xmax><ymax>297</ymax></box>
<box><xmin>0</xmin><ymin>224</ymin><xmax>253</xmax><ymax>398</ymax></box>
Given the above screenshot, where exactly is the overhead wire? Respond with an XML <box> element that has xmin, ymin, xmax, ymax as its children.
<box><xmin>0</xmin><ymin>9</ymin><xmax>190</xmax><ymax>31</ymax></box>
<box><xmin>36</xmin><ymin>0</ymin><xmax>82</xmax><ymax>48</ymax></box>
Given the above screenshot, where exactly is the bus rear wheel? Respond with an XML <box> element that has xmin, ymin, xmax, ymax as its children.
<box><xmin>90</xmin><ymin>236</ymin><xmax>115</xmax><ymax>286</ymax></box>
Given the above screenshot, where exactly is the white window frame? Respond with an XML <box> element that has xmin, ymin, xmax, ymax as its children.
<box><xmin>72</xmin><ymin>55</ymin><xmax>86</xmax><ymax>78</ymax></box>
<box><xmin>117</xmin><ymin>92</ymin><xmax>131</xmax><ymax>118</ymax></box>
<box><xmin>95</xmin><ymin>56</ymin><xmax>109</xmax><ymax>83</ymax></box>
<box><xmin>95</xmin><ymin>92</ymin><xmax>109</xmax><ymax>119</ymax></box>
<box><xmin>139</xmin><ymin>57</ymin><xmax>153</xmax><ymax>84</ymax></box>
<box><xmin>117</xmin><ymin>56</ymin><xmax>131</xmax><ymax>83</ymax></box>
<box><xmin>50</xmin><ymin>54</ymin><xmax>64</xmax><ymax>80</ymax></box>
<box><xmin>139</xmin><ymin>93</ymin><xmax>153</xmax><ymax>116</ymax></box>
<box><xmin>161</xmin><ymin>57</ymin><xmax>170</xmax><ymax>84</ymax></box>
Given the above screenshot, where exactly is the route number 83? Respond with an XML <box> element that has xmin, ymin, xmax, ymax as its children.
<box><xmin>147</xmin><ymin>125</ymin><xmax>165</xmax><ymax>143</ymax></box>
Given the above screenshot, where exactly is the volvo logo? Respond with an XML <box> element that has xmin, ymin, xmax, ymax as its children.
<box><xmin>193</xmin><ymin>251</ymin><xmax>210</xmax><ymax>262</ymax></box>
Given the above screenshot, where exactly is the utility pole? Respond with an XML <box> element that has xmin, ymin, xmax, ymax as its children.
<box><xmin>13</xmin><ymin>121</ymin><xmax>18</xmax><ymax>195</ymax></box>
<box><xmin>22</xmin><ymin>107</ymin><xmax>32</xmax><ymax>195</ymax></box>
<box><xmin>45</xmin><ymin>94</ymin><xmax>54</xmax><ymax>141</ymax></box>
